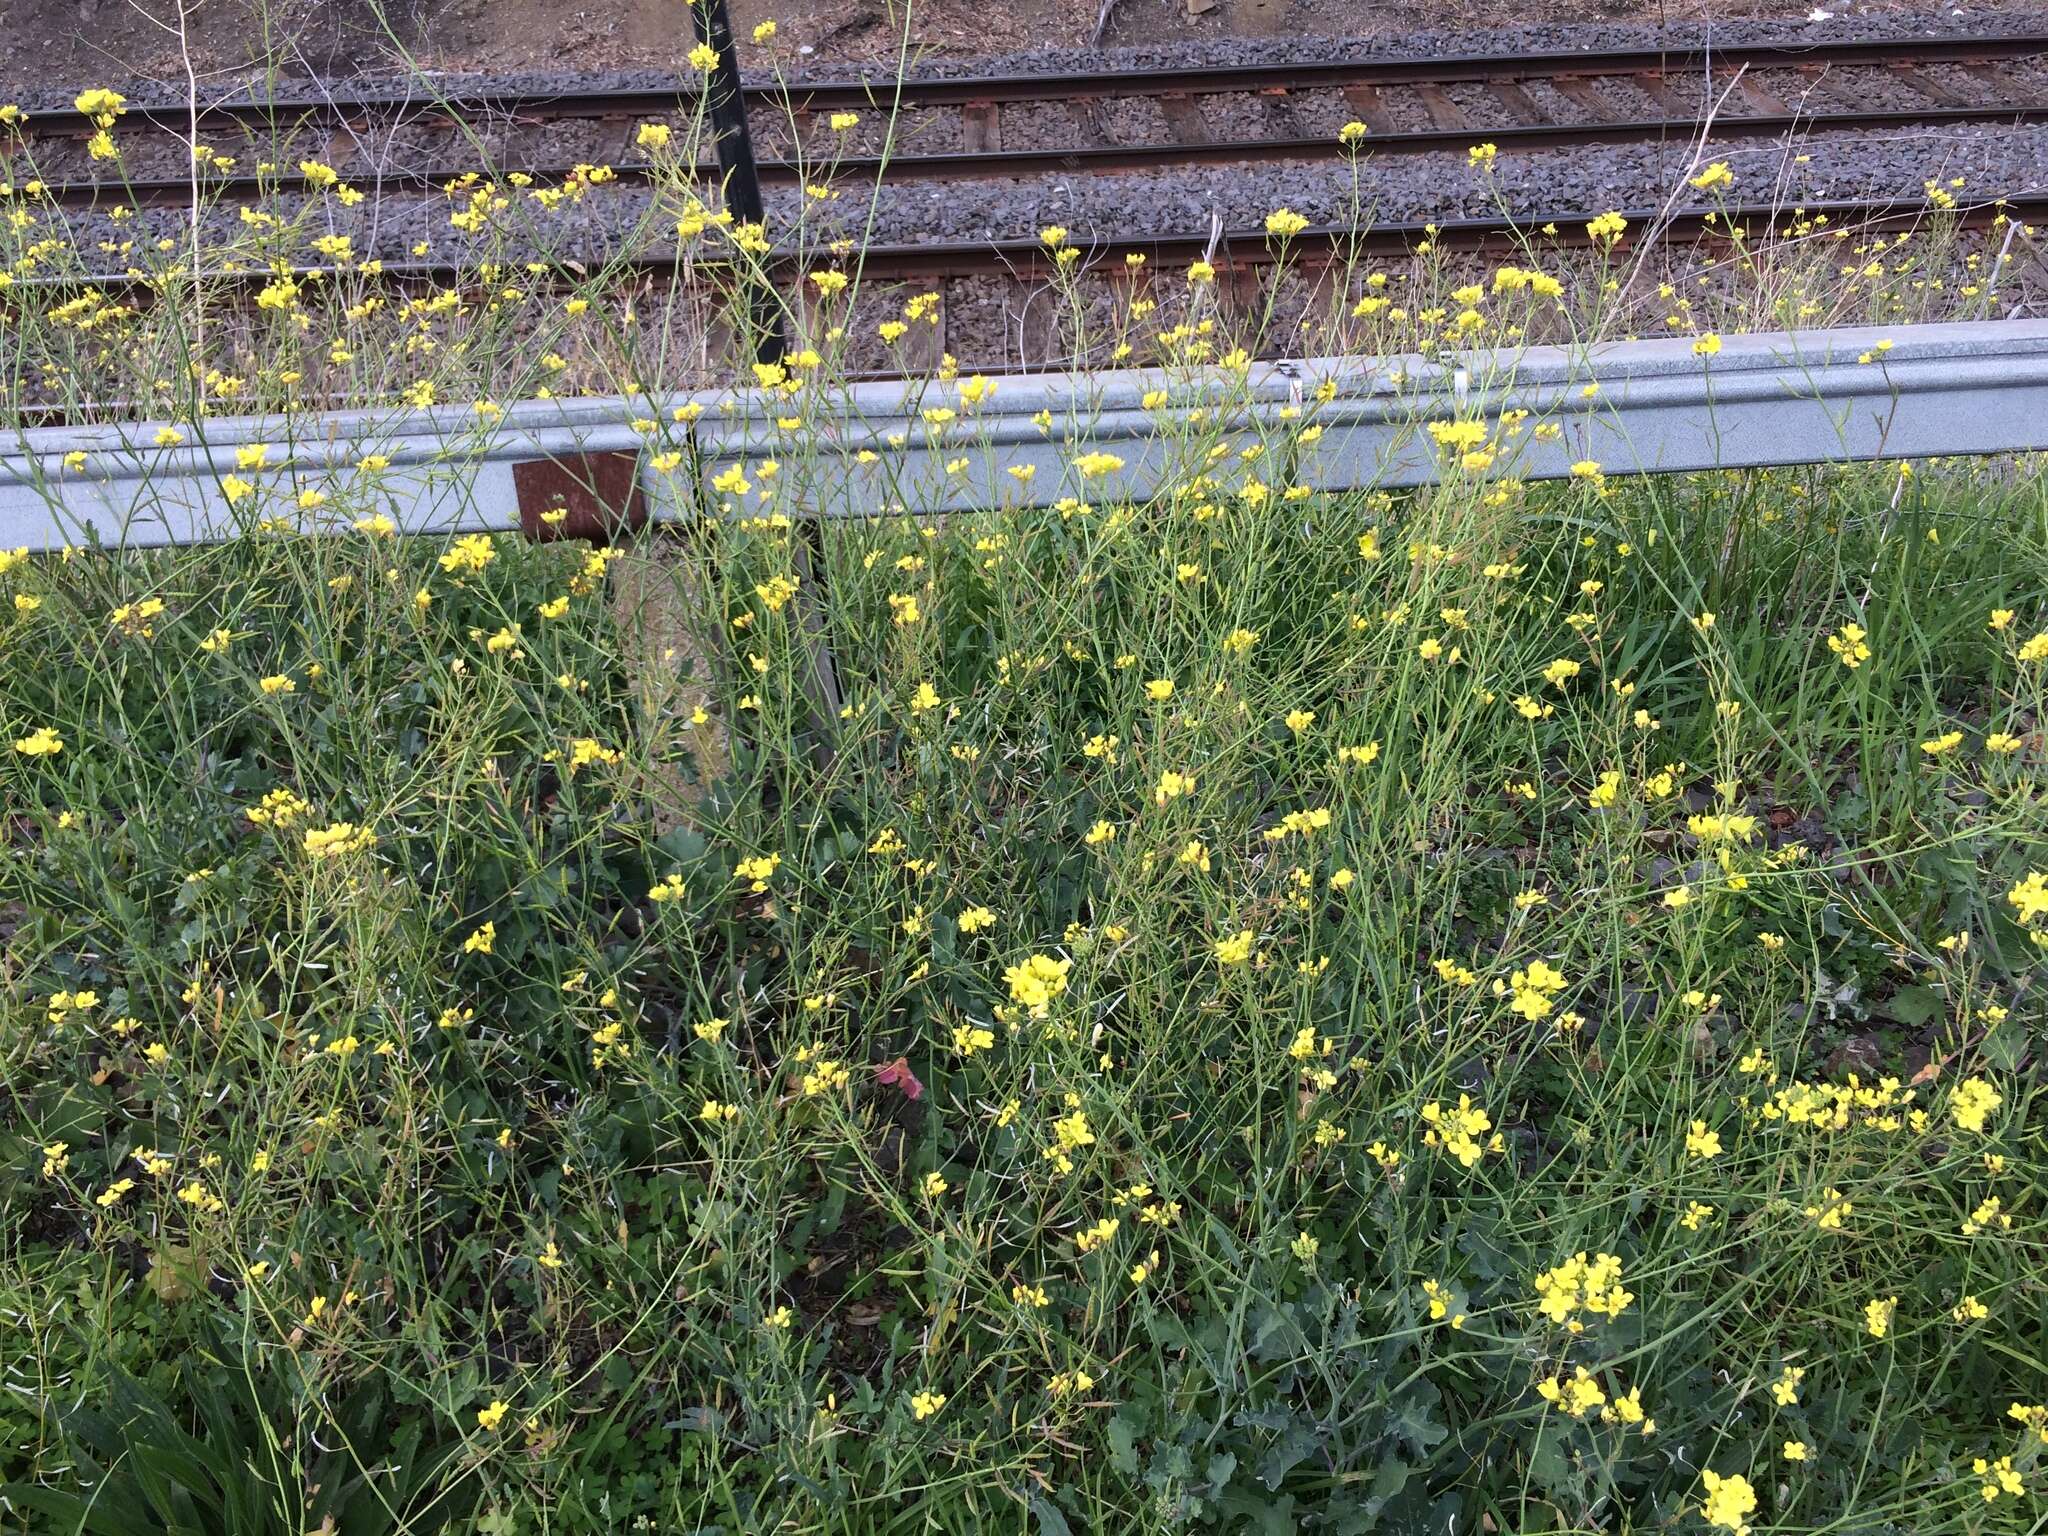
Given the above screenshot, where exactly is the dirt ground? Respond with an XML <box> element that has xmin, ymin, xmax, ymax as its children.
<box><xmin>0</xmin><ymin>0</ymin><xmax>1994</xmax><ymax>90</ymax></box>
<box><xmin>0</xmin><ymin>0</ymin><xmax>1091</xmax><ymax>82</ymax></box>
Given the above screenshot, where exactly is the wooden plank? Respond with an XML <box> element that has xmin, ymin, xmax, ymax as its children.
<box><xmin>1886</xmin><ymin>64</ymin><xmax>1971</xmax><ymax>106</ymax></box>
<box><xmin>1550</xmin><ymin>77</ymin><xmax>1613</xmax><ymax>118</ymax></box>
<box><xmin>1485</xmin><ymin>80</ymin><xmax>1549</xmax><ymax>124</ymax></box>
<box><xmin>1631</xmin><ymin>71</ymin><xmax>1695</xmax><ymax>114</ymax></box>
<box><xmin>1159</xmin><ymin>95</ymin><xmax>1210</xmax><ymax>143</ymax></box>
<box><xmin>1731</xmin><ymin>74</ymin><xmax>1791</xmax><ymax>115</ymax></box>
<box><xmin>960</xmin><ymin>100</ymin><xmax>1002</xmax><ymax>153</ymax></box>
<box><xmin>1409</xmin><ymin>82</ymin><xmax>1467</xmax><ymax>130</ymax></box>
<box><xmin>1339</xmin><ymin>82</ymin><xmax>1393</xmax><ymax>134</ymax></box>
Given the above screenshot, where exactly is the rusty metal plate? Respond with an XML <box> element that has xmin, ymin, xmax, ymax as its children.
<box><xmin>512</xmin><ymin>451</ymin><xmax>647</xmax><ymax>542</ymax></box>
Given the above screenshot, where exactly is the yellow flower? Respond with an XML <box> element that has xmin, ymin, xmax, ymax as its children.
<box><xmin>1920</xmin><ymin>730</ymin><xmax>1964</xmax><ymax>756</ymax></box>
<box><xmin>74</xmin><ymin>86</ymin><xmax>126</xmax><ymax>117</ymax></box>
<box><xmin>687</xmin><ymin>41</ymin><xmax>719</xmax><ymax>69</ymax></box>
<box><xmin>2010</xmin><ymin>871</ymin><xmax>2048</xmax><ymax>926</ymax></box>
<box><xmin>1419</xmin><ymin>1278</ymin><xmax>1463</xmax><ymax>1325</ymax></box>
<box><xmin>1976</xmin><ymin>1455</ymin><xmax>2024</xmax><ymax>1500</ymax></box>
<box><xmin>1264</xmin><ymin>207</ymin><xmax>1310</xmax><ymax>238</ymax></box>
<box><xmin>463</xmin><ymin>921</ymin><xmax>496</xmax><ymax>955</ymax></box>
<box><xmin>1864</xmin><ymin>1295</ymin><xmax>1897</xmax><ymax>1338</ymax></box>
<box><xmin>1826</xmin><ymin>621</ymin><xmax>1871</xmax><ymax>668</ymax></box>
<box><xmin>1951</xmin><ymin>1075</ymin><xmax>2002</xmax><ymax>1132</ymax></box>
<box><xmin>1690</xmin><ymin>160</ymin><xmax>1734</xmax><ymax>191</ymax></box>
<box><xmin>1212</xmin><ymin>930</ymin><xmax>1255</xmax><ymax>966</ymax></box>
<box><xmin>1684</xmin><ymin>1121</ymin><xmax>1722</xmax><ymax>1159</ymax></box>
<box><xmin>303</xmin><ymin>822</ymin><xmax>373</xmax><ymax>859</ymax></box>
<box><xmin>477</xmin><ymin>1399</ymin><xmax>509</xmax><ymax>1432</ymax></box>
<box><xmin>439</xmin><ymin>533</ymin><xmax>497</xmax><ymax>574</ymax></box>
<box><xmin>1692</xmin><ymin>332</ymin><xmax>1723</xmax><ymax>357</ymax></box>
<box><xmin>1004</xmin><ymin>953</ymin><xmax>1072</xmax><ymax>1015</ymax></box>
<box><xmin>1698</xmin><ymin>1469</ymin><xmax>1756</xmax><ymax>1535</ymax></box>
<box><xmin>1467</xmin><ymin>142</ymin><xmax>1498</xmax><ymax>166</ymax></box>
<box><xmin>1804</xmin><ymin>1187</ymin><xmax>1853</xmax><ymax>1229</ymax></box>
<box><xmin>1422</xmin><ymin>1096</ymin><xmax>1499</xmax><ymax>1171</ymax></box>
<box><xmin>13</xmin><ymin>725</ymin><xmax>64</xmax><ymax>757</ymax></box>
<box><xmin>1536</xmin><ymin>1366</ymin><xmax>1605</xmax><ymax>1417</ymax></box>
<box><xmin>1531</xmin><ymin>1249</ymin><xmax>1631</xmax><ymax>1324</ymax></box>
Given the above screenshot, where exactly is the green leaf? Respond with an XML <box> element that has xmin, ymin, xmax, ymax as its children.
<box><xmin>1877</xmin><ymin>984</ymin><xmax>1941</xmax><ymax>1028</ymax></box>
<box><xmin>1029</xmin><ymin>1492</ymin><xmax>1074</xmax><ymax>1536</ymax></box>
<box><xmin>1106</xmin><ymin>1413</ymin><xmax>1139</xmax><ymax>1477</ymax></box>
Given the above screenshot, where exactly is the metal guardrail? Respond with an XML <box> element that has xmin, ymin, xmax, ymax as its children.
<box><xmin>4</xmin><ymin>320</ymin><xmax>2046</xmax><ymax>553</ymax></box>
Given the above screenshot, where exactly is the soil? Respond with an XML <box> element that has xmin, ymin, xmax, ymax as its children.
<box><xmin>0</xmin><ymin>0</ymin><xmax>1094</xmax><ymax>84</ymax></box>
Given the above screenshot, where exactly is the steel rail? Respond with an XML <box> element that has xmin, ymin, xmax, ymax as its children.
<box><xmin>8</xmin><ymin>192</ymin><xmax>2033</xmax><ymax>291</ymax></box>
<box><xmin>5</xmin><ymin>320</ymin><xmax>2046</xmax><ymax>553</ymax></box>
<box><xmin>13</xmin><ymin>32</ymin><xmax>2048</xmax><ymax>135</ymax></box>
<box><xmin>27</xmin><ymin>101</ymin><xmax>2048</xmax><ymax>211</ymax></box>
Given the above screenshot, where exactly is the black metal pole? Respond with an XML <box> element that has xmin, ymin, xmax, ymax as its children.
<box><xmin>690</xmin><ymin>0</ymin><xmax>786</xmax><ymax>365</ymax></box>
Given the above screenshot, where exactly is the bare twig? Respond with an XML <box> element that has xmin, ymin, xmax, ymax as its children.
<box><xmin>1617</xmin><ymin>63</ymin><xmax>1754</xmax><ymax>305</ymax></box>
<box><xmin>177</xmin><ymin>0</ymin><xmax>205</xmax><ymax>362</ymax></box>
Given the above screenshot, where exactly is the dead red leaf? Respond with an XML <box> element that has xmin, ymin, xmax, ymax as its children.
<box><xmin>876</xmin><ymin>1057</ymin><xmax>923</xmax><ymax>1100</ymax></box>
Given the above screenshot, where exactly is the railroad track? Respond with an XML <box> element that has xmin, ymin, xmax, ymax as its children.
<box><xmin>8</xmin><ymin>31</ymin><xmax>2046</xmax><ymax>390</ymax></box>
<box><xmin>22</xmin><ymin>193</ymin><xmax>2047</xmax><ymax>290</ymax></box>
<box><xmin>10</xmin><ymin>32</ymin><xmax>2048</xmax><ymax>211</ymax></box>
